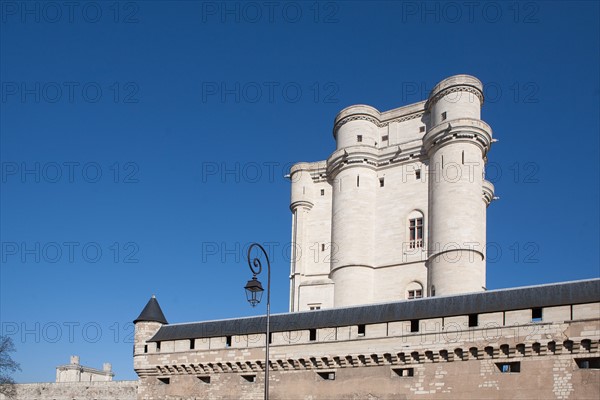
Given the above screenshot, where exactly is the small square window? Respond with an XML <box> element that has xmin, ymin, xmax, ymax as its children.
<box><xmin>158</xmin><ymin>377</ymin><xmax>170</xmax><ymax>384</ymax></box>
<box><xmin>197</xmin><ymin>376</ymin><xmax>210</xmax><ymax>384</ymax></box>
<box><xmin>441</xmin><ymin>112</ymin><xmax>447</xmax><ymax>120</ymax></box>
<box><xmin>532</xmin><ymin>308</ymin><xmax>542</xmax><ymax>322</ymax></box>
<box><xmin>320</xmin><ymin>189</ymin><xmax>325</xmax><ymax>196</ymax></box>
<box><xmin>392</xmin><ymin>367</ymin><xmax>414</xmax><ymax>377</ymax></box>
<box><xmin>317</xmin><ymin>371</ymin><xmax>335</xmax><ymax>380</ymax></box>
<box><xmin>309</xmin><ymin>329</ymin><xmax>317</xmax><ymax>341</ymax></box>
<box><xmin>410</xmin><ymin>320</ymin><xmax>419</xmax><ymax>333</ymax></box>
<box><xmin>242</xmin><ymin>374</ymin><xmax>256</xmax><ymax>383</ymax></box>
<box><xmin>357</xmin><ymin>324</ymin><xmax>365</xmax><ymax>336</ymax></box>
<box><xmin>496</xmin><ymin>362</ymin><xmax>520</xmax><ymax>373</ymax></box>
<box><xmin>357</xmin><ymin>135</ymin><xmax>363</xmax><ymax>142</ymax></box>
<box><xmin>575</xmin><ymin>358</ymin><xmax>600</xmax><ymax>369</ymax></box>
<box><xmin>419</xmin><ymin>126</ymin><xmax>425</xmax><ymax>133</ymax></box>
<box><xmin>468</xmin><ymin>314</ymin><xmax>478</xmax><ymax>327</ymax></box>
<box><xmin>382</xmin><ymin>135</ymin><xmax>389</xmax><ymax>141</ymax></box>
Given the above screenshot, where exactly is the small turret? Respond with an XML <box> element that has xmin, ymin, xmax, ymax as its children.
<box><xmin>133</xmin><ymin>295</ymin><xmax>167</xmax><ymax>366</ymax></box>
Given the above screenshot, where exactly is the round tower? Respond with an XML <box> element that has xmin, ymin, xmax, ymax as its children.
<box><xmin>289</xmin><ymin>162</ymin><xmax>315</xmax><ymax>311</ymax></box>
<box><xmin>328</xmin><ymin>105</ymin><xmax>380</xmax><ymax>307</ymax></box>
<box><xmin>424</xmin><ymin>75</ymin><xmax>493</xmax><ymax>296</ymax></box>
<box><xmin>133</xmin><ymin>295</ymin><xmax>168</xmax><ymax>371</ymax></box>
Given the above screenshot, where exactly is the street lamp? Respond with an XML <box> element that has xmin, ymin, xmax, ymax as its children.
<box><xmin>243</xmin><ymin>242</ymin><xmax>271</xmax><ymax>400</ymax></box>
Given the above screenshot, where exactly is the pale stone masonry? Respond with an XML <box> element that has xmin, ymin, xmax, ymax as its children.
<box><xmin>55</xmin><ymin>355</ymin><xmax>114</xmax><ymax>383</ymax></box>
<box><xmin>289</xmin><ymin>75</ymin><xmax>494</xmax><ymax>311</ymax></box>
<box><xmin>133</xmin><ymin>280</ymin><xmax>600</xmax><ymax>399</ymax></box>
<box><xmin>0</xmin><ymin>356</ymin><xmax>137</xmax><ymax>400</ymax></box>
<box><xmin>5</xmin><ymin>75</ymin><xmax>599</xmax><ymax>399</ymax></box>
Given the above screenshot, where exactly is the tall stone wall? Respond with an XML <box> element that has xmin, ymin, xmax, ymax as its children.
<box><xmin>0</xmin><ymin>381</ymin><xmax>138</xmax><ymax>400</ymax></box>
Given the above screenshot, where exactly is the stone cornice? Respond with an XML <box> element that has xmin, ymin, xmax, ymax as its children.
<box><xmin>423</xmin><ymin>118</ymin><xmax>493</xmax><ymax>156</ymax></box>
<box><xmin>332</xmin><ymin>104</ymin><xmax>425</xmax><ymax>139</ymax></box>
<box><xmin>425</xmin><ymin>75</ymin><xmax>484</xmax><ymax>110</ymax></box>
<box><xmin>483</xmin><ymin>180</ymin><xmax>495</xmax><ymax>206</ymax></box>
<box><xmin>290</xmin><ymin>200</ymin><xmax>314</xmax><ymax>212</ymax></box>
<box><xmin>134</xmin><ymin>335</ymin><xmax>598</xmax><ymax>377</ymax></box>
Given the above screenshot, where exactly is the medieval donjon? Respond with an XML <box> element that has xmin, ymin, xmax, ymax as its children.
<box><xmin>7</xmin><ymin>75</ymin><xmax>598</xmax><ymax>400</ymax></box>
<box><xmin>130</xmin><ymin>75</ymin><xmax>599</xmax><ymax>400</ymax></box>
<box><xmin>289</xmin><ymin>74</ymin><xmax>494</xmax><ymax>311</ymax></box>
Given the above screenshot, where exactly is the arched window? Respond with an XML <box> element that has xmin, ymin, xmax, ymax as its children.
<box><xmin>407</xmin><ymin>211</ymin><xmax>424</xmax><ymax>249</ymax></box>
<box><xmin>406</xmin><ymin>281</ymin><xmax>423</xmax><ymax>300</ymax></box>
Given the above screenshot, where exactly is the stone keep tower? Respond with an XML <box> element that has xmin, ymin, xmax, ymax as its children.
<box><xmin>289</xmin><ymin>75</ymin><xmax>494</xmax><ymax>311</ymax></box>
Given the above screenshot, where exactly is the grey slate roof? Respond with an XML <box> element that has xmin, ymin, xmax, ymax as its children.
<box><xmin>148</xmin><ymin>278</ymin><xmax>599</xmax><ymax>342</ymax></box>
<box><xmin>134</xmin><ymin>295</ymin><xmax>168</xmax><ymax>324</ymax></box>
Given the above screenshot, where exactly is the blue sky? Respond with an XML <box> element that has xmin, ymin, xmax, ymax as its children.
<box><xmin>1</xmin><ymin>0</ymin><xmax>598</xmax><ymax>383</ymax></box>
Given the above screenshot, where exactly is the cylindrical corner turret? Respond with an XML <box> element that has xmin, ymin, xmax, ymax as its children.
<box><xmin>426</xmin><ymin>75</ymin><xmax>484</xmax><ymax>127</ymax></box>
<box><xmin>333</xmin><ymin>105</ymin><xmax>380</xmax><ymax>150</ymax></box>
<box><xmin>290</xmin><ymin>163</ymin><xmax>316</xmax><ymax>212</ymax></box>
<box><xmin>133</xmin><ymin>295</ymin><xmax>167</xmax><ymax>360</ymax></box>
<box><xmin>424</xmin><ymin>75</ymin><xmax>493</xmax><ymax>297</ymax></box>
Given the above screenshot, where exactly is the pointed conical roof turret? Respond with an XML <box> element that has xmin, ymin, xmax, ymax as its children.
<box><xmin>134</xmin><ymin>295</ymin><xmax>168</xmax><ymax>324</ymax></box>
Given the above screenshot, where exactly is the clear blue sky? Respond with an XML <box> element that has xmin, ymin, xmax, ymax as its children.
<box><xmin>1</xmin><ymin>0</ymin><xmax>598</xmax><ymax>383</ymax></box>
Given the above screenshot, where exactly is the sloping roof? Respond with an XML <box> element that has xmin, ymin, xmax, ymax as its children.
<box><xmin>134</xmin><ymin>295</ymin><xmax>168</xmax><ymax>324</ymax></box>
<box><xmin>149</xmin><ymin>278</ymin><xmax>599</xmax><ymax>342</ymax></box>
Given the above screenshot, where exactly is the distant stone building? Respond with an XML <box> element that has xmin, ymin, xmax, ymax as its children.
<box><xmin>0</xmin><ymin>356</ymin><xmax>137</xmax><ymax>400</ymax></box>
<box><xmin>55</xmin><ymin>355</ymin><xmax>114</xmax><ymax>383</ymax></box>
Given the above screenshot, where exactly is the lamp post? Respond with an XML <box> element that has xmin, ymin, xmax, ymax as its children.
<box><xmin>243</xmin><ymin>243</ymin><xmax>271</xmax><ymax>400</ymax></box>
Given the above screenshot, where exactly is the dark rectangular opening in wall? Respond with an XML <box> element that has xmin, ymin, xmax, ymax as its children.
<box><xmin>309</xmin><ymin>329</ymin><xmax>317</xmax><ymax>341</ymax></box>
<box><xmin>158</xmin><ymin>377</ymin><xmax>170</xmax><ymax>384</ymax></box>
<box><xmin>268</xmin><ymin>332</ymin><xmax>272</xmax><ymax>344</ymax></box>
<box><xmin>144</xmin><ymin>345</ymin><xmax>148</xmax><ymax>353</ymax></box>
<box><xmin>241</xmin><ymin>374</ymin><xmax>256</xmax><ymax>383</ymax></box>
<box><xmin>356</xmin><ymin>175</ymin><xmax>360</xmax><ymax>187</ymax></box>
<box><xmin>495</xmin><ymin>362</ymin><xmax>521</xmax><ymax>373</ymax></box>
<box><xmin>357</xmin><ymin>135</ymin><xmax>362</xmax><ymax>142</ymax></box>
<box><xmin>415</xmin><ymin>170</ymin><xmax>421</xmax><ymax>180</ymax></box>
<box><xmin>410</xmin><ymin>319</ymin><xmax>419</xmax><ymax>333</ymax></box>
<box><xmin>441</xmin><ymin>112</ymin><xmax>447</xmax><ymax>120</ymax></box>
<box><xmin>419</xmin><ymin>126</ymin><xmax>425</xmax><ymax>133</ymax></box>
<box><xmin>320</xmin><ymin>189</ymin><xmax>325</xmax><ymax>196</ymax></box>
<box><xmin>317</xmin><ymin>371</ymin><xmax>335</xmax><ymax>380</ymax></box>
<box><xmin>226</xmin><ymin>335</ymin><xmax>232</xmax><ymax>347</ymax></box>
<box><xmin>392</xmin><ymin>367</ymin><xmax>414</xmax><ymax>377</ymax></box>
<box><xmin>357</xmin><ymin>324</ymin><xmax>366</xmax><ymax>336</ymax></box>
<box><xmin>379</xmin><ymin>178</ymin><xmax>384</xmax><ymax>187</ymax></box>
<box><xmin>156</xmin><ymin>342</ymin><xmax>161</xmax><ymax>352</ymax></box>
<box><xmin>197</xmin><ymin>376</ymin><xmax>210</xmax><ymax>384</ymax></box>
<box><xmin>189</xmin><ymin>339</ymin><xmax>195</xmax><ymax>350</ymax></box>
<box><xmin>382</xmin><ymin>135</ymin><xmax>389</xmax><ymax>141</ymax></box>
<box><xmin>575</xmin><ymin>358</ymin><xmax>600</xmax><ymax>369</ymax></box>
<box><xmin>468</xmin><ymin>314</ymin><xmax>478</xmax><ymax>327</ymax></box>
<box><xmin>532</xmin><ymin>308</ymin><xmax>543</xmax><ymax>322</ymax></box>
